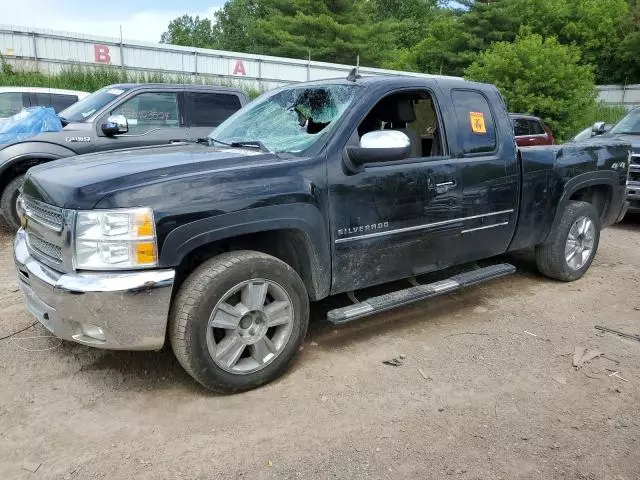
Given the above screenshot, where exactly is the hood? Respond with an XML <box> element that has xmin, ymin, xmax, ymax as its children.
<box><xmin>22</xmin><ymin>142</ymin><xmax>274</xmax><ymax>209</ymax></box>
<box><xmin>602</xmin><ymin>133</ymin><xmax>640</xmax><ymax>151</ymax></box>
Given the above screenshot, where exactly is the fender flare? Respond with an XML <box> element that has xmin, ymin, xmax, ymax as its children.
<box><xmin>159</xmin><ymin>203</ymin><xmax>331</xmax><ymax>300</ymax></box>
<box><xmin>543</xmin><ymin>170</ymin><xmax>619</xmax><ymax>243</ymax></box>
<box><xmin>0</xmin><ymin>142</ymin><xmax>77</xmax><ymax>181</ymax></box>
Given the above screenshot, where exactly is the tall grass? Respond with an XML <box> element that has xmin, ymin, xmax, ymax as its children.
<box><xmin>580</xmin><ymin>103</ymin><xmax>628</xmax><ymax>128</ymax></box>
<box><xmin>0</xmin><ymin>61</ymin><xmax>263</xmax><ymax>99</ymax></box>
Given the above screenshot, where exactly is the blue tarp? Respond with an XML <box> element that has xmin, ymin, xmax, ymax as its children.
<box><xmin>0</xmin><ymin>107</ymin><xmax>63</xmax><ymax>145</ymax></box>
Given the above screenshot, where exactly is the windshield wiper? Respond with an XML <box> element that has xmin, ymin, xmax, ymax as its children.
<box><xmin>209</xmin><ymin>138</ymin><xmax>272</xmax><ymax>153</ymax></box>
<box><xmin>58</xmin><ymin>116</ymin><xmax>69</xmax><ymax>127</ymax></box>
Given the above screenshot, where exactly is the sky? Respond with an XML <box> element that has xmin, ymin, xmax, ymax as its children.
<box><xmin>2</xmin><ymin>0</ymin><xmax>224</xmax><ymax>43</ymax></box>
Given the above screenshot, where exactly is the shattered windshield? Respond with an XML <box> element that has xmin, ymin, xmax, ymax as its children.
<box><xmin>609</xmin><ymin>108</ymin><xmax>640</xmax><ymax>135</ymax></box>
<box><xmin>58</xmin><ymin>86</ymin><xmax>130</xmax><ymax>123</ymax></box>
<box><xmin>209</xmin><ymin>84</ymin><xmax>358</xmax><ymax>154</ymax></box>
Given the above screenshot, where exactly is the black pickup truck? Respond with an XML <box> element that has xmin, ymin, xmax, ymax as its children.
<box><xmin>14</xmin><ymin>75</ymin><xmax>630</xmax><ymax>393</ymax></box>
<box><xmin>0</xmin><ymin>83</ymin><xmax>248</xmax><ymax>230</ymax></box>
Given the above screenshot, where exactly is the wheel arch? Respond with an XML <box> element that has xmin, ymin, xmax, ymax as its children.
<box><xmin>543</xmin><ymin>171</ymin><xmax>618</xmax><ymax>244</ymax></box>
<box><xmin>0</xmin><ymin>143</ymin><xmax>76</xmax><ymax>193</ymax></box>
<box><xmin>160</xmin><ymin>204</ymin><xmax>331</xmax><ymax>301</ymax></box>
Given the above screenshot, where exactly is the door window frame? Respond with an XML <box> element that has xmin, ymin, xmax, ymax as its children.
<box><xmin>450</xmin><ymin>88</ymin><xmax>500</xmax><ymax>159</ymax></box>
<box><xmin>184</xmin><ymin>91</ymin><xmax>243</xmax><ymax>128</ymax></box>
<box><xmin>513</xmin><ymin>117</ymin><xmax>531</xmax><ymax>137</ymax></box>
<box><xmin>343</xmin><ymin>87</ymin><xmax>451</xmax><ymax>169</ymax></box>
<box><xmin>96</xmin><ymin>89</ymin><xmax>185</xmax><ymax>137</ymax></box>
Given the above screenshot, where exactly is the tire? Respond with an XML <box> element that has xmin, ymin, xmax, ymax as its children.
<box><xmin>169</xmin><ymin>250</ymin><xmax>309</xmax><ymax>393</ymax></box>
<box><xmin>535</xmin><ymin>200</ymin><xmax>601</xmax><ymax>281</ymax></box>
<box><xmin>1</xmin><ymin>174</ymin><xmax>25</xmax><ymax>231</ymax></box>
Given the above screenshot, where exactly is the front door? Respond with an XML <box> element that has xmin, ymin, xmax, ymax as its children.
<box><xmin>93</xmin><ymin>91</ymin><xmax>186</xmax><ymax>152</ymax></box>
<box><xmin>328</xmin><ymin>89</ymin><xmax>463</xmax><ymax>293</ymax></box>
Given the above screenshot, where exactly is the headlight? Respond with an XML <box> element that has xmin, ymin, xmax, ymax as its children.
<box><xmin>16</xmin><ymin>195</ymin><xmax>27</xmax><ymax>229</ymax></box>
<box><xmin>74</xmin><ymin>207</ymin><xmax>158</xmax><ymax>270</ymax></box>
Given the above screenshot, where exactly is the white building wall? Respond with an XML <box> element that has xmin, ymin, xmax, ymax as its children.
<box><xmin>0</xmin><ymin>25</ymin><xmax>457</xmax><ymax>92</ymax></box>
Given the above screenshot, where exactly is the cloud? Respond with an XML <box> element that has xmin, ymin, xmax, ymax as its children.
<box><xmin>1</xmin><ymin>1</ymin><xmax>218</xmax><ymax>43</ymax></box>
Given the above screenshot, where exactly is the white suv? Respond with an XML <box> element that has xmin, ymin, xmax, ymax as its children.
<box><xmin>0</xmin><ymin>87</ymin><xmax>89</xmax><ymax>118</ymax></box>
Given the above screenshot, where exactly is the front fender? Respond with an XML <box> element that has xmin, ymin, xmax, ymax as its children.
<box><xmin>159</xmin><ymin>203</ymin><xmax>331</xmax><ymax>300</ymax></box>
<box><xmin>0</xmin><ymin>142</ymin><xmax>77</xmax><ymax>178</ymax></box>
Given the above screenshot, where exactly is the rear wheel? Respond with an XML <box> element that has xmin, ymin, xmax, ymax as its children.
<box><xmin>169</xmin><ymin>251</ymin><xmax>309</xmax><ymax>393</ymax></box>
<box><xmin>0</xmin><ymin>174</ymin><xmax>25</xmax><ymax>231</ymax></box>
<box><xmin>535</xmin><ymin>200</ymin><xmax>600</xmax><ymax>281</ymax></box>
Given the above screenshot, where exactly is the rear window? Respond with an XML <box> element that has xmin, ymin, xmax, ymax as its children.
<box><xmin>451</xmin><ymin>90</ymin><xmax>497</xmax><ymax>155</ymax></box>
<box><xmin>513</xmin><ymin>118</ymin><xmax>530</xmax><ymax>136</ymax></box>
<box><xmin>0</xmin><ymin>92</ymin><xmax>24</xmax><ymax>117</ymax></box>
<box><xmin>529</xmin><ymin>119</ymin><xmax>545</xmax><ymax>135</ymax></box>
<box><xmin>34</xmin><ymin>93</ymin><xmax>79</xmax><ymax>113</ymax></box>
<box><xmin>187</xmin><ymin>92</ymin><xmax>242</xmax><ymax>127</ymax></box>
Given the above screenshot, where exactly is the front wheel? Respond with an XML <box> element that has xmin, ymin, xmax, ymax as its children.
<box><xmin>1</xmin><ymin>174</ymin><xmax>25</xmax><ymax>230</ymax></box>
<box><xmin>535</xmin><ymin>200</ymin><xmax>601</xmax><ymax>281</ymax></box>
<box><xmin>169</xmin><ymin>251</ymin><xmax>309</xmax><ymax>393</ymax></box>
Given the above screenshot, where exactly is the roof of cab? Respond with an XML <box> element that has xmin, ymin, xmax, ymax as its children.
<box><xmin>0</xmin><ymin>86</ymin><xmax>90</xmax><ymax>97</ymax></box>
<box><xmin>283</xmin><ymin>74</ymin><xmax>496</xmax><ymax>92</ymax></box>
<box><xmin>509</xmin><ymin>113</ymin><xmax>543</xmax><ymax>120</ymax></box>
<box><xmin>107</xmin><ymin>83</ymin><xmax>247</xmax><ymax>94</ymax></box>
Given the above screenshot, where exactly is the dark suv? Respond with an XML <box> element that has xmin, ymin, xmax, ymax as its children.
<box><xmin>0</xmin><ymin>84</ymin><xmax>248</xmax><ymax>229</ymax></box>
<box><xmin>599</xmin><ymin>107</ymin><xmax>640</xmax><ymax>214</ymax></box>
<box><xmin>510</xmin><ymin>114</ymin><xmax>555</xmax><ymax>147</ymax></box>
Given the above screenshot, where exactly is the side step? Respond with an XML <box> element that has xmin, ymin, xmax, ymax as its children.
<box><xmin>327</xmin><ymin>263</ymin><xmax>516</xmax><ymax>325</ymax></box>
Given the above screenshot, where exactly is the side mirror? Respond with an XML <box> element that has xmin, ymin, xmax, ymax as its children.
<box><xmin>592</xmin><ymin>121</ymin><xmax>607</xmax><ymax>136</ymax></box>
<box><xmin>101</xmin><ymin>115</ymin><xmax>128</xmax><ymax>136</ymax></box>
<box><xmin>346</xmin><ymin>130</ymin><xmax>411</xmax><ymax>166</ymax></box>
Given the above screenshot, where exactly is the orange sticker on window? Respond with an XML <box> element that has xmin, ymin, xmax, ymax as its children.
<box><xmin>469</xmin><ymin>111</ymin><xmax>487</xmax><ymax>134</ymax></box>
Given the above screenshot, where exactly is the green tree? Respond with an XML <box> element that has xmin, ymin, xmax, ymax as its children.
<box><xmin>403</xmin><ymin>0</ymin><xmax>632</xmax><ymax>82</ymax></box>
<box><xmin>365</xmin><ymin>0</ymin><xmax>439</xmax><ymax>67</ymax></box>
<box><xmin>160</xmin><ymin>15</ymin><xmax>217</xmax><ymax>48</ymax></box>
<box><xmin>465</xmin><ymin>30</ymin><xmax>597</xmax><ymax>140</ymax></box>
<box><xmin>210</xmin><ymin>0</ymin><xmax>274</xmax><ymax>52</ymax></box>
<box><xmin>388</xmin><ymin>10</ymin><xmax>476</xmax><ymax>75</ymax></box>
<box><xmin>369</xmin><ymin>0</ymin><xmax>438</xmax><ymax>21</ymax></box>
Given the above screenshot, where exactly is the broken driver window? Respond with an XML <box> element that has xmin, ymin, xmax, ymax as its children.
<box><xmin>209</xmin><ymin>84</ymin><xmax>358</xmax><ymax>154</ymax></box>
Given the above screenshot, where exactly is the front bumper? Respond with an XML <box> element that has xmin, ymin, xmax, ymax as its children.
<box><xmin>627</xmin><ymin>181</ymin><xmax>640</xmax><ymax>212</ymax></box>
<box><xmin>13</xmin><ymin>229</ymin><xmax>175</xmax><ymax>350</ymax></box>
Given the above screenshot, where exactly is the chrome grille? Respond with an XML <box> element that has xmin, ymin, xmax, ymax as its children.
<box><xmin>24</xmin><ymin>197</ymin><xmax>64</xmax><ymax>231</ymax></box>
<box><xmin>631</xmin><ymin>155</ymin><xmax>640</xmax><ymax>166</ymax></box>
<box><xmin>28</xmin><ymin>233</ymin><xmax>63</xmax><ymax>263</ymax></box>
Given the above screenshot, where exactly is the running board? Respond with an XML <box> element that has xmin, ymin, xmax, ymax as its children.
<box><xmin>327</xmin><ymin>263</ymin><xmax>516</xmax><ymax>325</ymax></box>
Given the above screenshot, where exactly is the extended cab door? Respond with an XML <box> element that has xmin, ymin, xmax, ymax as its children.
<box><xmin>93</xmin><ymin>90</ymin><xmax>186</xmax><ymax>152</ymax></box>
<box><xmin>449</xmin><ymin>89</ymin><xmax>519</xmax><ymax>263</ymax></box>
<box><xmin>328</xmin><ymin>86</ymin><xmax>465</xmax><ymax>293</ymax></box>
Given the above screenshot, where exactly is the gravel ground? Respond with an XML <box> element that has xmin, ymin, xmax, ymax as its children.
<box><xmin>0</xmin><ymin>216</ymin><xmax>639</xmax><ymax>480</ymax></box>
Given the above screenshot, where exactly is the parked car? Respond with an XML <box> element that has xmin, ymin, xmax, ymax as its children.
<box><xmin>14</xmin><ymin>75</ymin><xmax>629</xmax><ymax>393</ymax></box>
<box><xmin>0</xmin><ymin>83</ymin><xmax>248</xmax><ymax>229</ymax></box>
<box><xmin>0</xmin><ymin>87</ymin><xmax>89</xmax><ymax>119</ymax></box>
<box><xmin>571</xmin><ymin>122</ymin><xmax>613</xmax><ymax>142</ymax></box>
<box><xmin>590</xmin><ymin>107</ymin><xmax>640</xmax><ymax>215</ymax></box>
<box><xmin>0</xmin><ymin>107</ymin><xmax>64</xmax><ymax>145</ymax></box>
<box><xmin>510</xmin><ymin>114</ymin><xmax>555</xmax><ymax>146</ymax></box>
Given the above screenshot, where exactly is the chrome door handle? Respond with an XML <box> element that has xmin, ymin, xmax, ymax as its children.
<box><xmin>435</xmin><ymin>181</ymin><xmax>457</xmax><ymax>194</ymax></box>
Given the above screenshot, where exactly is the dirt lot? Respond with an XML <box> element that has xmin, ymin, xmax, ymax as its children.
<box><xmin>0</xmin><ymin>217</ymin><xmax>639</xmax><ymax>480</ymax></box>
